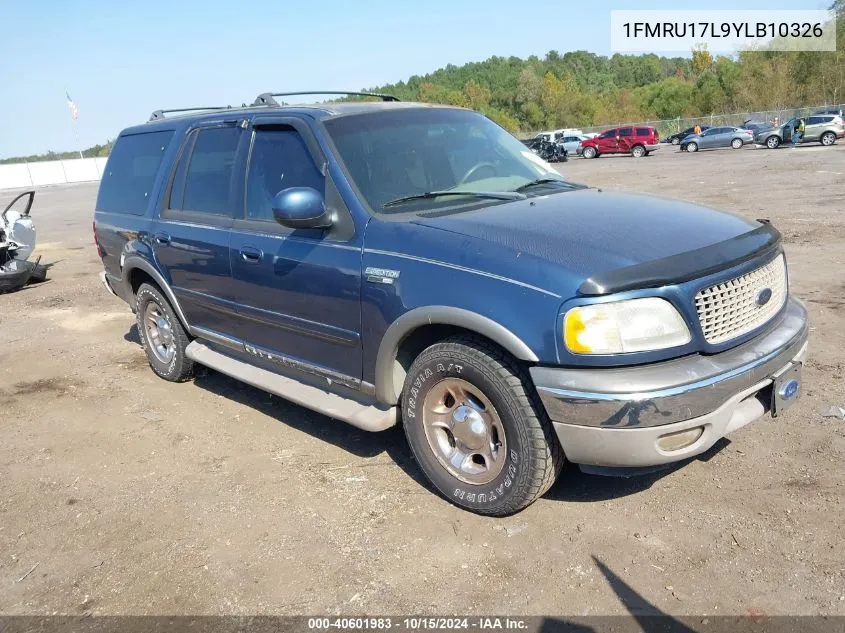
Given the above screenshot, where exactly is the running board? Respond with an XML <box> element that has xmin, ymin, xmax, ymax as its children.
<box><xmin>185</xmin><ymin>341</ymin><xmax>397</xmax><ymax>432</ymax></box>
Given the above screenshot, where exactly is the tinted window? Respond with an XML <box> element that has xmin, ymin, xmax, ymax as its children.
<box><xmin>635</xmin><ymin>128</ymin><xmax>650</xmax><ymax>136</ymax></box>
<box><xmin>618</xmin><ymin>128</ymin><xmax>632</xmax><ymax>137</ymax></box>
<box><xmin>806</xmin><ymin>117</ymin><xmax>821</xmax><ymax>125</ymax></box>
<box><xmin>178</xmin><ymin>127</ymin><xmax>241</xmax><ymax>215</ymax></box>
<box><xmin>599</xmin><ymin>129</ymin><xmax>616</xmax><ymax>139</ymax></box>
<box><xmin>96</xmin><ymin>131</ymin><xmax>173</xmax><ymax>214</ymax></box>
<box><xmin>246</xmin><ymin>127</ymin><xmax>324</xmax><ymax>221</ymax></box>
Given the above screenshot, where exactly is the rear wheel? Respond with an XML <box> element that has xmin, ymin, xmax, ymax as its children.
<box><xmin>401</xmin><ymin>335</ymin><xmax>563</xmax><ymax>516</ymax></box>
<box><xmin>582</xmin><ymin>146</ymin><xmax>597</xmax><ymax>159</ymax></box>
<box><xmin>821</xmin><ymin>131</ymin><xmax>836</xmax><ymax>146</ymax></box>
<box><xmin>766</xmin><ymin>135</ymin><xmax>781</xmax><ymax>149</ymax></box>
<box><xmin>631</xmin><ymin>145</ymin><xmax>646</xmax><ymax>158</ymax></box>
<box><xmin>731</xmin><ymin>138</ymin><xmax>743</xmax><ymax>149</ymax></box>
<box><xmin>135</xmin><ymin>283</ymin><xmax>195</xmax><ymax>382</ymax></box>
<box><xmin>686</xmin><ymin>141</ymin><xmax>698</xmax><ymax>152</ymax></box>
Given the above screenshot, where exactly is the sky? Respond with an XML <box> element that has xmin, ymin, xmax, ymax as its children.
<box><xmin>0</xmin><ymin>0</ymin><xmax>831</xmax><ymax>158</ymax></box>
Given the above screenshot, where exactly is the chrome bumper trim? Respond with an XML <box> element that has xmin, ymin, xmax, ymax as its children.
<box><xmin>531</xmin><ymin>297</ymin><xmax>808</xmax><ymax>429</ymax></box>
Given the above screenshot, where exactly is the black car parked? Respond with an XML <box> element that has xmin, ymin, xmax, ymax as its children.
<box><xmin>664</xmin><ymin>125</ymin><xmax>710</xmax><ymax>145</ymax></box>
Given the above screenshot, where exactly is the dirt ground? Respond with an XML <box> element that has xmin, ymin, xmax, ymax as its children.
<box><xmin>1</xmin><ymin>143</ymin><xmax>843</xmax><ymax>617</ymax></box>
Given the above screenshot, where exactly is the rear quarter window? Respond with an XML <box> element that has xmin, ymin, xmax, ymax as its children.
<box><xmin>635</xmin><ymin>127</ymin><xmax>650</xmax><ymax>136</ymax></box>
<box><xmin>96</xmin><ymin>130</ymin><xmax>174</xmax><ymax>215</ymax></box>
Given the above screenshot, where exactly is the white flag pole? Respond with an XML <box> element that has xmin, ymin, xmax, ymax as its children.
<box><xmin>66</xmin><ymin>90</ymin><xmax>83</xmax><ymax>159</ymax></box>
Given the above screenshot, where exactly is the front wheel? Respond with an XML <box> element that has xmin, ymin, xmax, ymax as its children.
<box><xmin>631</xmin><ymin>145</ymin><xmax>646</xmax><ymax>158</ymax></box>
<box><xmin>671</xmin><ymin>137</ymin><xmax>680</xmax><ymax>145</ymax></box>
<box><xmin>686</xmin><ymin>142</ymin><xmax>698</xmax><ymax>152</ymax></box>
<box><xmin>582</xmin><ymin>146</ymin><xmax>597</xmax><ymax>159</ymax></box>
<box><xmin>821</xmin><ymin>131</ymin><xmax>836</xmax><ymax>146</ymax></box>
<box><xmin>731</xmin><ymin>138</ymin><xmax>743</xmax><ymax>149</ymax></box>
<box><xmin>766</xmin><ymin>135</ymin><xmax>781</xmax><ymax>149</ymax></box>
<box><xmin>401</xmin><ymin>335</ymin><xmax>563</xmax><ymax>516</ymax></box>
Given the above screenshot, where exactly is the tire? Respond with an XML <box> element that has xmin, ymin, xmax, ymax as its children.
<box><xmin>631</xmin><ymin>145</ymin><xmax>646</xmax><ymax>158</ymax></box>
<box><xmin>731</xmin><ymin>138</ymin><xmax>743</xmax><ymax>149</ymax></box>
<box><xmin>135</xmin><ymin>283</ymin><xmax>195</xmax><ymax>382</ymax></box>
<box><xmin>821</xmin><ymin>131</ymin><xmax>836</xmax><ymax>146</ymax></box>
<box><xmin>686</xmin><ymin>142</ymin><xmax>698</xmax><ymax>152</ymax></box>
<box><xmin>766</xmin><ymin>135</ymin><xmax>781</xmax><ymax>149</ymax></box>
<box><xmin>582</xmin><ymin>146</ymin><xmax>597</xmax><ymax>159</ymax></box>
<box><xmin>671</xmin><ymin>137</ymin><xmax>680</xmax><ymax>145</ymax></box>
<box><xmin>401</xmin><ymin>335</ymin><xmax>563</xmax><ymax>516</ymax></box>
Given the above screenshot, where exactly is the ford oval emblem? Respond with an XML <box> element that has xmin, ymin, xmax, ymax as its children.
<box><xmin>778</xmin><ymin>379</ymin><xmax>800</xmax><ymax>401</ymax></box>
<box><xmin>756</xmin><ymin>287</ymin><xmax>773</xmax><ymax>306</ymax></box>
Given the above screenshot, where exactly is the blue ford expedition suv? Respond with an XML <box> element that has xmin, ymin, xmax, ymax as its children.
<box><xmin>94</xmin><ymin>92</ymin><xmax>808</xmax><ymax>515</ymax></box>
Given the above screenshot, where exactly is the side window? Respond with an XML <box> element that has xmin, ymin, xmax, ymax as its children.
<box><xmin>171</xmin><ymin>127</ymin><xmax>241</xmax><ymax>215</ymax></box>
<box><xmin>618</xmin><ymin>128</ymin><xmax>632</xmax><ymax>137</ymax></box>
<box><xmin>635</xmin><ymin>127</ymin><xmax>650</xmax><ymax>136</ymax></box>
<box><xmin>96</xmin><ymin>130</ymin><xmax>174</xmax><ymax>215</ymax></box>
<box><xmin>246</xmin><ymin>126</ymin><xmax>324</xmax><ymax>222</ymax></box>
<box><xmin>599</xmin><ymin>129</ymin><xmax>616</xmax><ymax>139</ymax></box>
<box><xmin>806</xmin><ymin>116</ymin><xmax>822</xmax><ymax>125</ymax></box>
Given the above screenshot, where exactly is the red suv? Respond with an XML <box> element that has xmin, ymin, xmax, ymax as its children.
<box><xmin>580</xmin><ymin>126</ymin><xmax>660</xmax><ymax>159</ymax></box>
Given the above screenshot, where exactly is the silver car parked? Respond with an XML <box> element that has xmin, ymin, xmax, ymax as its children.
<box><xmin>559</xmin><ymin>134</ymin><xmax>589</xmax><ymax>155</ymax></box>
<box><xmin>681</xmin><ymin>127</ymin><xmax>754</xmax><ymax>152</ymax></box>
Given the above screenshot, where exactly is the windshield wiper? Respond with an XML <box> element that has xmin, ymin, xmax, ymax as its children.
<box><xmin>382</xmin><ymin>190</ymin><xmax>526</xmax><ymax>209</ymax></box>
<box><xmin>512</xmin><ymin>178</ymin><xmax>579</xmax><ymax>192</ymax></box>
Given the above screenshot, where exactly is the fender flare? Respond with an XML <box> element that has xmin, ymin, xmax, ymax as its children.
<box><xmin>122</xmin><ymin>256</ymin><xmax>192</xmax><ymax>333</ymax></box>
<box><xmin>374</xmin><ymin>306</ymin><xmax>539</xmax><ymax>405</ymax></box>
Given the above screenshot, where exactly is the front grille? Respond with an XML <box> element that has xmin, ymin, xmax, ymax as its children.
<box><xmin>694</xmin><ymin>254</ymin><xmax>787</xmax><ymax>344</ymax></box>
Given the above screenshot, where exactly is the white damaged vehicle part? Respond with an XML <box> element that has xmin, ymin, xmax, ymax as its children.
<box><xmin>1</xmin><ymin>191</ymin><xmax>47</xmax><ymax>292</ymax></box>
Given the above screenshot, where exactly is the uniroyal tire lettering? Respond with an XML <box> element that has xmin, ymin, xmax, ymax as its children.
<box><xmin>467</xmin><ymin>493</ymin><xmax>476</xmax><ymax>502</ymax></box>
<box><xmin>453</xmin><ymin>489</ymin><xmax>465</xmax><ymax>500</ymax></box>
<box><xmin>437</xmin><ymin>363</ymin><xmax>446</xmax><ymax>372</ymax></box>
<box><xmin>497</xmin><ymin>484</ymin><xmax>505</xmax><ymax>496</ymax></box>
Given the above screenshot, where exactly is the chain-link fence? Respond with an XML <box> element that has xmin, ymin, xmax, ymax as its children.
<box><xmin>523</xmin><ymin>103</ymin><xmax>845</xmax><ymax>139</ymax></box>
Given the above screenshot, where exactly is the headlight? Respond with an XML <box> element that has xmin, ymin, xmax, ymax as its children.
<box><xmin>564</xmin><ymin>297</ymin><xmax>691</xmax><ymax>354</ymax></box>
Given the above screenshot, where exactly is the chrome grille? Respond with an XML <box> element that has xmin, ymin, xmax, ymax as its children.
<box><xmin>694</xmin><ymin>254</ymin><xmax>787</xmax><ymax>344</ymax></box>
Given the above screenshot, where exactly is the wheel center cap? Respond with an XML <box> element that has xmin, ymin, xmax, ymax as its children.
<box><xmin>452</xmin><ymin>405</ymin><xmax>487</xmax><ymax>450</ymax></box>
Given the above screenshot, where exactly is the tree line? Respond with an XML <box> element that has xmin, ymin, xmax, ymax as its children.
<box><xmin>360</xmin><ymin>1</ymin><xmax>844</xmax><ymax>133</ymax></box>
<box><xmin>0</xmin><ymin>143</ymin><xmax>112</xmax><ymax>165</ymax></box>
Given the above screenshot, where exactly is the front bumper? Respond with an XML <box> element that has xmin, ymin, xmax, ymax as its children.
<box><xmin>530</xmin><ymin>297</ymin><xmax>808</xmax><ymax>467</ymax></box>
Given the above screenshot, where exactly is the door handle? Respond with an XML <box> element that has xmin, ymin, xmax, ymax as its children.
<box><xmin>239</xmin><ymin>247</ymin><xmax>263</xmax><ymax>263</ymax></box>
<box><xmin>154</xmin><ymin>233</ymin><xmax>171</xmax><ymax>246</ymax></box>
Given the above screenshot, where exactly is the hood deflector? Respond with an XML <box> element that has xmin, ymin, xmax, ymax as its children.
<box><xmin>578</xmin><ymin>223</ymin><xmax>782</xmax><ymax>296</ymax></box>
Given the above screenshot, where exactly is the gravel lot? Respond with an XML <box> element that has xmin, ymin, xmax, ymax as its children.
<box><xmin>1</xmin><ymin>143</ymin><xmax>843</xmax><ymax>617</ymax></box>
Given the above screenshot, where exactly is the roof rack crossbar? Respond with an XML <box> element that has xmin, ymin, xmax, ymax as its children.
<box><xmin>251</xmin><ymin>91</ymin><xmax>400</xmax><ymax>107</ymax></box>
<box><xmin>148</xmin><ymin>106</ymin><xmax>233</xmax><ymax>121</ymax></box>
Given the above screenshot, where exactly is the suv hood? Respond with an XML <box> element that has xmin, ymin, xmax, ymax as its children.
<box><xmin>411</xmin><ymin>188</ymin><xmax>761</xmax><ymax>284</ymax></box>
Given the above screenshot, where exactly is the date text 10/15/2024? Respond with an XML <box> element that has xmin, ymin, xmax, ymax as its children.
<box><xmin>307</xmin><ymin>617</ymin><xmax>528</xmax><ymax>630</ymax></box>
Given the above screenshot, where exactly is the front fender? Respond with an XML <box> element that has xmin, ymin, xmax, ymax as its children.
<box><xmin>374</xmin><ymin>306</ymin><xmax>539</xmax><ymax>404</ymax></box>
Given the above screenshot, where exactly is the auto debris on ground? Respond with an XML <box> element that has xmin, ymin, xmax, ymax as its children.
<box><xmin>0</xmin><ymin>190</ymin><xmax>49</xmax><ymax>293</ymax></box>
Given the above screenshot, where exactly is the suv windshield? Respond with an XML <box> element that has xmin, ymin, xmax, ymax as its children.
<box><xmin>323</xmin><ymin>108</ymin><xmax>575</xmax><ymax>215</ymax></box>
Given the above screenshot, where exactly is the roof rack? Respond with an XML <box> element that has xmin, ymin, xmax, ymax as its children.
<box><xmin>251</xmin><ymin>91</ymin><xmax>399</xmax><ymax>107</ymax></box>
<box><xmin>148</xmin><ymin>106</ymin><xmax>234</xmax><ymax>121</ymax></box>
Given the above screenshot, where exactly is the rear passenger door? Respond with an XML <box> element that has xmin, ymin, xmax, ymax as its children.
<box><xmin>616</xmin><ymin>128</ymin><xmax>634</xmax><ymax>153</ymax></box>
<box><xmin>227</xmin><ymin>118</ymin><xmax>364</xmax><ymax>382</ymax></box>
<box><xmin>804</xmin><ymin>116</ymin><xmax>823</xmax><ymax>141</ymax></box>
<box><xmin>153</xmin><ymin>121</ymin><xmax>248</xmax><ymax>340</ymax></box>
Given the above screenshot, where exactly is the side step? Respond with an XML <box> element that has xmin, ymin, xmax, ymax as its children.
<box><xmin>185</xmin><ymin>341</ymin><xmax>397</xmax><ymax>432</ymax></box>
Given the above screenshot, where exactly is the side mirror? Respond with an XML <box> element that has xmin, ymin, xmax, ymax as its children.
<box><xmin>271</xmin><ymin>187</ymin><xmax>332</xmax><ymax>229</ymax></box>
